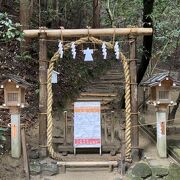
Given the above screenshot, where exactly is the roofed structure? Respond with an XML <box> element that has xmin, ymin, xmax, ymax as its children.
<box><xmin>141</xmin><ymin>72</ymin><xmax>180</xmax><ymax>87</ymax></box>
<box><xmin>0</xmin><ymin>74</ymin><xmax>31</xmax><ymax>88</ymax></box>
<box><xmin>0</xmin><ymin>74</ymin><xmax>31</xmax><ymax>108</ymax></box>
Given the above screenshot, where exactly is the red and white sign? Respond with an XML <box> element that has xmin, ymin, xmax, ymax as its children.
<box><xmin>74</xmin><ymin>102</ymin><xmax>101</xmax><ymax>148</ymax></box>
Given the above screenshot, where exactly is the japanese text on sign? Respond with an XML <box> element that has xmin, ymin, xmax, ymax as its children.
<box><xmin>74</xmin><ymin>102</ymin><xmax>101</xmax><ymax>148</ymax></box>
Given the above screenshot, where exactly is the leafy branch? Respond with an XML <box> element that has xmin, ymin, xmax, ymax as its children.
<box><xmin>106</xmin><ymin>0</ymin><xmax>118</xmax><ymax>26</ymax></box>
<box><xmin>0</xmin><ymin>12</ymin><xmax>24</xmax><ymax>42</ymax></box>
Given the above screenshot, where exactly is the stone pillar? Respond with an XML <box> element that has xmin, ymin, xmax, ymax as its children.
<box><xmin>156</xmin><ymin>107</ymin><xmax>167</xmax><ymax>158</ymax></box>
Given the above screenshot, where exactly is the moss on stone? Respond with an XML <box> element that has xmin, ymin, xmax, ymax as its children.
<box><xmin>113</xmin><ymin>177</ymin><xmax>122</xmax><ymax>180</ymax></box>
<box><xmin>151</xmin><ymin>166</ymin><xmax>169</xmax><ymax>177</ymax></box>
<box><xmin>131</xmin><ymin>177</ymin><xmax>143</xmax><ymax>180</ymax></box>
<box><xmin>146</xmin><ymin>176</ymin><xmax>158</xmax><ymax>180</ymax></box>
<box><xmin>126</xmin><ymin>175</ymin><xmax>143</xmax><ymax>180</ymax></box>
<box><xmin>131</xmin><ymin>162</ymin><xmax>152</xmax><ymax>178</ymax></box>
<box><xmin>172</xmin><ymin>147</ymin><xmax>180</xmax><ymax>157</ymax></box>
<box><xmin>30</xmin><ymin>161</ymin><xmax>41</xmax><ymax>175</ymax></box>
<box><xmin>164</xmin><ymin>175</ymin><xmax>179</xmax><ymax>180</ymax></box>
<box><xmin>169</xmin><ymin>163</ymin><xmax>180</xmax><ymax>178</ymax></box>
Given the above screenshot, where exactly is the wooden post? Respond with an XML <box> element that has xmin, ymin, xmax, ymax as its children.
<box><xmin>64</xmin><ymin>111</ymin><xmax>67</xmax><ymax>145</ymax></box>
<box><xmin>21</xmin><ymin>127</ymin><xmax>30</xmax><ymax>180</ymax></box>
<box><xmin>120</xmin><ymin>124</ymin><xmax>126</xmax><ymax>175</ymax></box>
<box><xmin>104</xmin><ymin>115</ymin><xmax>108</xmax><ymax>143</ymax></box>
<box><xmin>111</xmin><ymin>111</ymin><xmax>114</xmax><ymax>142</ymax></box>
<box><xmin>142</xmin><ymin>87</ymin><xmax>147</xmax><ymax>112</ymax></box>
<box><xmin>129</xmin><ymin>36</ymin><xmax>139</xmax><ymax>161</ymax></box>
<box><xmin>39</xmin><ymin>28</ymin><xmax>48</xmax><ymax>157</ymax></box>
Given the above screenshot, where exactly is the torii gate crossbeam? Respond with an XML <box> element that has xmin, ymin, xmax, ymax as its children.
<box><xmin>23</xmin><ymin>28</ymin><xmax>152</xmax><ymax>38</ymax></box>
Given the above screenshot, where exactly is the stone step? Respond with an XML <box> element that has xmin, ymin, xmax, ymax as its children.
<box><xmin>57</xmin><ymin>144</ymin><xmax>119</xmax><ymax>153</ymax></box>
<box><xmin>101</xmin><ymin>73</ymin><xmax>123</xmax><ymax>76</ymax></box>
<box><xmin>84</xmin><ymin>85</ymin><xmax>124</xmax><ymax>91</ymax></box>
<box><xmin>80</xmin><ymin>92</ymin><xmax>117</xmax><ymax>97</ymax></box>
<box><xmin>83</xmin><ymin>88</ymin><xmax>117</xmax><ymax>94</ymax></box>
<box><xmin>71</xmin><ymin>101</ymin><xmax>112</xmax><ymax>106</ymax></box>
<box><xmin>52</xmin><ymin>137</ymin><xmax>64</xmax><ymax>144</ymax></box>
<box><xmin>86</xmin><ymin>84</ymin><xmax>118</xmax><ymax>89</ymax></box>
<box><xmin>76</xmin><ymin>97</ymin><xmax>116</xmax><ymax>101</ymax></box>
<box><xmin>99</xmin><ymin>77</ymin><xmax>123</xmax><ymax>81</ymax></box>
<box><xmin>100</xmin><ymin>74</ymin><xmax>123</xmax><ymax>77</ymax></box>
<box><xmin>106</xmin><ymin>69</ymin><xmax>121</xmax><ymax>73</ymax></box>
<box><xmin>91</xmin><ymin>80</ymin><xmax>123</xmax><ymax>84</ymax></box>
<box><xmin>57</xmin><ymin>161</ymin><xmax>118</xmax><ymax>168</ymax></box>
<box><xmin>106</xmin><ymin>72</ymin><xmax>123</xmax><ymax>75</ymax></box>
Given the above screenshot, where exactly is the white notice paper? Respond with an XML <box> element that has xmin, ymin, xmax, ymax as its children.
<box><xmin>74</xmin><ymin>102</ymin><xmax>101</xmax><ymax>148</ymax></box>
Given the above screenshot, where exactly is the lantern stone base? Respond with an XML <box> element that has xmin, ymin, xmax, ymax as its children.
<box><xmin>11</xmin><ymin>113</ymin><xmax>21</xmax><ymax>158</ymax></box>
<box><xmin>131</xmin><ymin>148</ymin><xmax>141</xmax><ymax>162</ymax></box>
<box><xmin>39</xmin><ymin>146</ymin><xmax>48</xmax><ymax>158</ymax></box>
<box><xmin>156</xmin><ymin>111</ymin><xmax>167</xmax><ymax>158</ymax></box>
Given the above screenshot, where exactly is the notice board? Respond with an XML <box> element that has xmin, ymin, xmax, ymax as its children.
<box><xmin>74</xmin><ymin>102</ymin><xmax>101</xmax><ymax>154</ymax></box>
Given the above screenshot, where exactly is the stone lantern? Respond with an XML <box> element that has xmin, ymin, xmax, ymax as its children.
<box><xmin>0</xmin><ymin>74</ymin><xmax>30</xmax><ymax>158</ymax></box>
<box><xmin>142</xmin><ymin>72</ymin><xmax>180</xmax><ymax>158</ymax></box>
<box><xmin>0</xmin><ymin>74</ymin><xmax>30</xmax><ymax>108</ymax></box>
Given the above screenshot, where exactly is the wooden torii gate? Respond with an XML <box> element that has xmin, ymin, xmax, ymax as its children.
<box><xmin>23</xmin><ymin>27</ymin><xmax>152</xmax><ymax>161</ymax></box>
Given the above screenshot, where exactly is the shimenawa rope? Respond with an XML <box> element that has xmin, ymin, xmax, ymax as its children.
<box><xmin>47</xmin><ymin>36</ymin><xmax>132</xmax><ymax>161</ymax></box>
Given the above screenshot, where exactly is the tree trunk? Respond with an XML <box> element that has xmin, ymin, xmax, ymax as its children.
<box><xmin>55</xmin><ymin>0</ymin><xmax>60</xmax><ymax>26</ymax></box>
<box><xmin>137</xmin><ymin>0</ymin><xmax>154</xmax><ymax>84</ymax></box>
<box><xmin>56</xmin><ymin>0</ymin><xmax>59</xmax><ymax>13</ymax></box>
<box><xmin>0</xmin><ymin>0</ymin><xmax>4</xmax><ymax>7</ymax></box>
<box><xmin>168</xmin><ymin>71</ymin><xmax>180</xmax><ymax>124</ymax></box>
<box><xmin>20</xmin><ymin>0</ymin><xmax>33</xmax><ymax>51</ymax></box>
<box><xmin>106</xmin><ymin>0</ymin><xmax>114</xmax><ymax>27</ymax></box>
<box><xmin>47</xmin><ymin>0</ymin><xmax>53</xmax><ymax>9</ymax></box>
<box><xmin>120</xmin><ymin>0</ymin><xmax>154</xmax><ymax>109</ymax></box>
<box><xmin>93</xmin><ymin>0</ymin><xmax>100</xmax><ymax>28</ymax></box>
<box><xmin>168</xmin><ymin>92</ymin><xmax>180</xmax><ymax>124</ymax></box>
<box><xmin>41</xmin><ymin>0</ymin><xmax>47</xmax><ymax>10</ymax></box>
<box><xmin>20</xmin><ymin>0</ymin><xmax>33</xmax><ymax>30</ymax></box>
<box><xmin>0</xmin><ymin>0</ymin><xmax>8</xmax><ymax>8</ymax></box>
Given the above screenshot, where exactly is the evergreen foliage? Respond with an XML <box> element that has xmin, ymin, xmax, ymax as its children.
<box><xmin>0</xmin><ymin>12</ymin><xmax>23</xmax><ymax>42</ymax></box>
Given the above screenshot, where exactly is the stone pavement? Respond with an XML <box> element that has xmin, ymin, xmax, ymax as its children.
<box><xmin>31</xmin><ymin>168</ymin><xmax>121</xmax><ymax>180</ymax></box>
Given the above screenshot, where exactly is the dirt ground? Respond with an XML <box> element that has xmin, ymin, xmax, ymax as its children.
<box><xmin>0</xmin><ymin>155</ymin><xmax>24</xmax><ymax>180</ymax></box>
<box><xmin>0</xmin><ymin>123</ymin><xmax>39</xmax><ymax>180</ymax></box>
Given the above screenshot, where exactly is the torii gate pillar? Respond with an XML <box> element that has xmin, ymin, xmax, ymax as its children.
<box><xmin>39</xmin><ymin>28</ymin><xmax>48</xmax><ymax>157</ymax></box>
<box><xmin>129</xmin><ymin>35</ymin><xmax>139</xmax><ymax>161</ymax></box>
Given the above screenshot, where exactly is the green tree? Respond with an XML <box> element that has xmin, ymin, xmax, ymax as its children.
<box><xmin>0</xmin><ymin>12</ymin><xmax>23</xmax><ymax>42</ymax></box>
<box><xmin>151</xmin><ymin>0</ymin><xmax>180</xmax><ymax>67</ymax></box>
<box><xmin>102</xmin><ymin>0</ymin><xmax>180</xmax><ymax>66</ymax></box>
